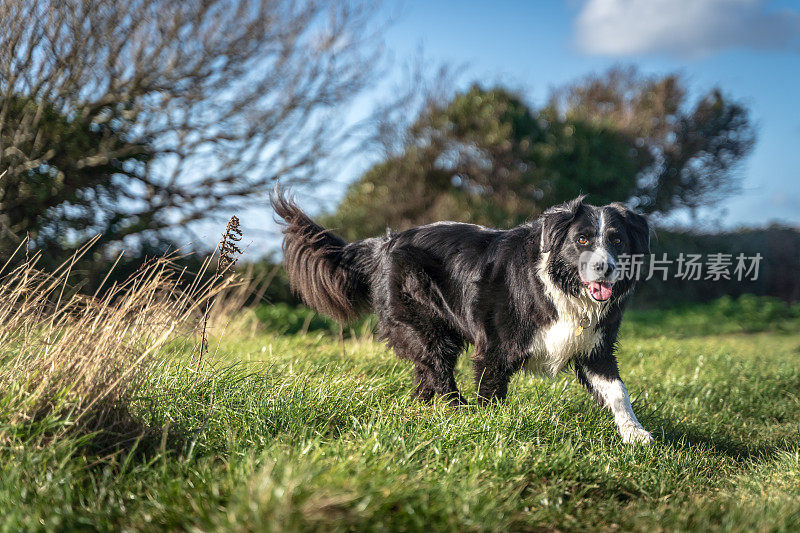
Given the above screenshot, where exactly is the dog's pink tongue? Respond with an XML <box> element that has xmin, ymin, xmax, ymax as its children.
<box><xmin>588</xmin><ymin>281</ymin><xmax>613</xmax><ymax>301</ymax></box>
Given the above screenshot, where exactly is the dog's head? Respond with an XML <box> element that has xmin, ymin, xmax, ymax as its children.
<box><xmin>539</xmin><ymin>196</ymin><xmax>649</xmax><ymax>303</ymax></box>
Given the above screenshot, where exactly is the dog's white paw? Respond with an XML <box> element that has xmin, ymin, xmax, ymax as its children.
<box><xmin>619</xmin><ymin>425</ymin><xmax>653</xmax><ymax>444</ymax></box>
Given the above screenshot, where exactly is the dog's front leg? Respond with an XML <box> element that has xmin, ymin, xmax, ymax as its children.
<box><xmin>576</xmin><ymin>355</ymin><xmax>653</xmax><ymax>444</ymax></box>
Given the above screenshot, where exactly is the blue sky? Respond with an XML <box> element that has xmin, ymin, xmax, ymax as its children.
<box><xmin>236</xmin><ymin>0</ymin><xmax>800</xmax><ymax>252</ymax></box>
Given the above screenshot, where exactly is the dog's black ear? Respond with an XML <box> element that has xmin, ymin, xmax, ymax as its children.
<box><xmin>610</xmin><ymin>203</ymin><xmax>650</xmax><ymax>255</ymax></box>
<box><xmin>540</xmin><ymin>195</ymin><xmax>586</xmax><ymax>253</ymax></box>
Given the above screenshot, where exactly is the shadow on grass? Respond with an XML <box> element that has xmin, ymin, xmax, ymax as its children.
<box><xmin>640</xmin><ymin>408</ymin><xmax>796</xmax><ymax>464</ymax></box>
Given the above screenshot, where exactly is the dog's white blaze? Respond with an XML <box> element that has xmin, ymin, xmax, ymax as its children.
<box><xmin>596</xmin><ymin>209</ymin><xmax>608</xmax><ymax>259</ymax></box>
<box><xmin>583</xmin><ymin>369</ymin><xmax>652</xmax><ymax>444</ymax></box>
<box><xmin>598</xmin><ymin>210</ymin><xmax>606</xmax><ymax>244</ymax></box>
<box><xmin>526</xmin><ymin>253</ymin><xmax>610</xmax><ymax>376</ymax></box>
<box><xmin>592</xmin><ymin>209</ymin><xmax>617</xmax><ymax>278</ymax></box>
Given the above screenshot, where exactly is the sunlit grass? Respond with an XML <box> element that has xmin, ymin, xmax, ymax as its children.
<box><xmin>1</xmin><ymin>259</ymin><xmax>799</xmax><ymax>531</ymax></box>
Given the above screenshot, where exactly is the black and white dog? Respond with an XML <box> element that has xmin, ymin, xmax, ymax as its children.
<box><xmin>272</xmin><ymin>192</ymin><xmax>653</xmax><ymax>443</ymax></box>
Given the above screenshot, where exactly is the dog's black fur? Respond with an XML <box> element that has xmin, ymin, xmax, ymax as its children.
<box><xmin>272</xmin><ymin>191</ymin><xmax>649</xmax><ymax>411</ymax></box>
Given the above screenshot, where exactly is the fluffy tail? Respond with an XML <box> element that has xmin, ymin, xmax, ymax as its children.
<box><xmin>270</xmin><ymin>189</ymin><xmax>372</xmax><ymax>323</ymax></box>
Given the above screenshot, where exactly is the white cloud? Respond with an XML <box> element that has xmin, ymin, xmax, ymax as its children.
<box><xmin>575</xmin><ymin>0</ymin><xmax>800</xmax><ymax>57</ymax></box>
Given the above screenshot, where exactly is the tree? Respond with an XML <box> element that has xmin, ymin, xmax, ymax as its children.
<box><xmin>547</xmin><ymin>66</ymin><xmax>755</xmax><ymax>215</ymax></box>
<box><xmin>326</xmin><ymin>85</ymin><xmax>643</xmax><ymax>239</ymax></box>
<box><xmin>0</xmin><ymin>95</ymin><xmax>152</xmax><ymax>255</ymax></box>
<box><xmin>0</xmin><ymin>0</ymin><xmax>384</xmax><ymax>256</ymax></box>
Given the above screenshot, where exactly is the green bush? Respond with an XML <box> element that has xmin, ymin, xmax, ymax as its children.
<box><xmin>254</xmin><ymin>303</ymin><xmax>337</xmax><ymax>335</ymax></box>
<box><xmin>254</xmin><ymin>303</ymin><xmax>378</xmax><ymax>337</ymax></box>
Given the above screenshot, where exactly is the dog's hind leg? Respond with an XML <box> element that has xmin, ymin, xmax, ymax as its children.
<box><xmin>382</xmin><ymin>317</ymin><xmax>467</xmax><ymax>406</ymax></box>
<box><xmin>379</xmin><ymin>244</ymin><xmax>467</xmax><ymax>406</ymax></box>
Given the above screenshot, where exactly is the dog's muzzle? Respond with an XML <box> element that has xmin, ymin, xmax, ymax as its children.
<box><xmin>579</xmin><ymin>250</ymin><xmax>617</xmax><ymax>301</ymax></box>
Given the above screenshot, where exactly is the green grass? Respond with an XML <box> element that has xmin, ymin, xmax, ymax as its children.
<box><xmin>623</xmin><ymin>295</ymin><xmax>800</xmax><ymax>338</ymax></box>
<box><xmin>3</xmin><ymin>307</ymin><xmax>800</xmax><ymax>531</ymax></box>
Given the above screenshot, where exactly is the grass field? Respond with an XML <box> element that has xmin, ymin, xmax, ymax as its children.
<box><xmin>2</xmin><ymin>280</ymin><xmax>800</xmax><ymax>531</ymax></box>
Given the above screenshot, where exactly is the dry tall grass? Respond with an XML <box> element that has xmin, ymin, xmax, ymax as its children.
<box><xmin>0</xmin><ymin>238</ymin><xmax>237</xmax><ymax>441</ymax></box>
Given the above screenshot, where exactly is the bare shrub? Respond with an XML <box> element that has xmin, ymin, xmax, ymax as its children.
<box><xmin>0</xmin><ymin>0</ymin><xmax>385</xmax><ymax>254</ymax></box>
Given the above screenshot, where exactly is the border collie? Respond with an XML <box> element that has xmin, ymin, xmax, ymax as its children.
<box><xmin>272</xmin><ymin>192</ymin><xmax>653</xmax><ymax>444</ymax></box>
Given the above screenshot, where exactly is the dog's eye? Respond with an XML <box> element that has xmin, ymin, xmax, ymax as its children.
<box><xmin>612</xmin><ymin>236</ymin><xmax>622</xmax><ymax>245</ymax></box>
<box><xmin>576</xmin><ymin>235</ymin><xmax>588</xmax><ymax>246</ymax></box>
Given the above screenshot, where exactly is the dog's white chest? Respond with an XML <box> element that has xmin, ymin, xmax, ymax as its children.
<box><xmin>525</xmin><ymin>315</ymin><xmax>602</xmax><ymax>376</ymax></box>
<box><xmin>527</xmin><ymin>252</ymin><xmax>609</xmax><ymax>376</ymax></box>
